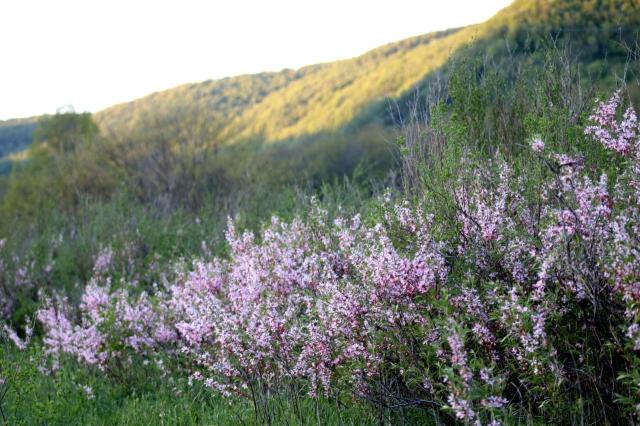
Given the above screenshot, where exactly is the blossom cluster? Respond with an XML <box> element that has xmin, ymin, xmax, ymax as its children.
<box><xmin>7</xmin><ymin>92</ymin><xmax>638</xmax><ymax>423</ymax></box>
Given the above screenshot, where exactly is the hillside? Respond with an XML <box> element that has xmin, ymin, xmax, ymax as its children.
<box><xmin>87</xmin><ymin>0</ymin><xmax>640</xmax><ymax>207</ymax></box>
<box><xmin>2</xmin><ymin>0</ymin><xmax>639</xmax><ymax>212</ymax></box>
<box><xmin>95</xmin><ymin>0</ymin><xmax>640</xmax><ymax>145</ymax></box>
<box><xmin>93</xmin><ymin>28</ymin><xmax>463</xmax><ymax>144</ymax></box>
<box><xmin>0</xmin><ymin>118</ymin><xmax>37</xmax><ymax>174</ymax></box>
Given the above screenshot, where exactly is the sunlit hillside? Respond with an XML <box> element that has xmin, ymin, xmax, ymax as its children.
<box><xmin>95</xmin><ymin>0</ymin><xmax>640</xmax><ymax>146</ymax></box>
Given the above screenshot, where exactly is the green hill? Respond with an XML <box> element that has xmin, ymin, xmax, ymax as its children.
<box><xmin>2</xmin><ymin>0</ymin><xmax>639</xmax><ymax>213</ymax></box>
<box><xmin>95</xmin><ymin>0</ymin><xmax>640</xmax><ymax>145</ymax></box>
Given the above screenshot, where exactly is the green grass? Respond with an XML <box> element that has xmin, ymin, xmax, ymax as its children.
<box><xmin>0</xmin><ymin>343</ymin><xmax>440</xmax><ymax>425</ymax></box>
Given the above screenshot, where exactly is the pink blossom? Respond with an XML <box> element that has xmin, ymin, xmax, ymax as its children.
<box><xmin>531</xmin><ymin>137</ymin><xmax>545</xmax><ymax>152</ymax></box>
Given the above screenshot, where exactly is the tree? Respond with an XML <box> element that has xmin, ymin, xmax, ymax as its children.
<box><xmin>1</xmin><ymin>113</ymin><xmax>105</xmax><ymax>221</ymax></box>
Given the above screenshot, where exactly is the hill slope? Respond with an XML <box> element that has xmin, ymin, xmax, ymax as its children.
<box><xmin>95</xmin><ymin>0</ymin><xmax>640</xmax><ymax>146</ymax></box>
<box><xmin>2</xmin><ymin>0</ymin><xmax>639</xmax><ymax>210</ymax></box>
<box><xmin>0</xmin><ymin>118</ymin><xmax>37</xmax><ymax>174</ymax></box>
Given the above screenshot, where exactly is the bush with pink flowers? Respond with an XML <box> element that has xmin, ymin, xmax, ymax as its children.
<box><xmin>6</xmin><ymin>91</ymin><xmax>635</xmax><ymax>424</ymax></box>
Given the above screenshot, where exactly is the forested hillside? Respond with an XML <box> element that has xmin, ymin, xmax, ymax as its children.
<box><xmin>95</xmin><ymin>0</ymin><xmax>640</xmax><ymax>145</ymax></box>
<box><xmin>2</xmin><ymin>0</ymin><xmax>639</xmax><ymax>215</ymax></box>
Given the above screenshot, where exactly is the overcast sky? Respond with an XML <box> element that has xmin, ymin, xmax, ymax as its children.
<box><xmin>0</xmin><ymin>0</ymin><xmax>512</xmax><ymax>120</ymax></box>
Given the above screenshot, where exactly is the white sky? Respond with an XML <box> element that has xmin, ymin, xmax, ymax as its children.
<box><xmin>0</xmin><ymin>0</ymin><xmax>512</xmax><ymax>120</ymax></box>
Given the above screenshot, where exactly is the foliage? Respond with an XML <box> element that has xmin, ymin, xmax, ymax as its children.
<box><xmin>2</xmin><ymin>92</ymin><xmax>639</xmax><ymax>424</ymax></box>
<box><xmin>1</xmin><ymin>0</ymin><xmax>638</xmax><ymax>217</ymax></box>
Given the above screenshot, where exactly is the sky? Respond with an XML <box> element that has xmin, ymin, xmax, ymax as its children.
<box><xmin>0</xmin><ymin>0</ymin><xmax>512</xmax><ymax>120</ymax></box>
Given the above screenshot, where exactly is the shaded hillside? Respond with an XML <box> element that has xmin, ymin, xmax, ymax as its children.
<box><xmin>0</xmin><ymin>118</ymin><xmax>37</xmax><ymax>174</ymax></box>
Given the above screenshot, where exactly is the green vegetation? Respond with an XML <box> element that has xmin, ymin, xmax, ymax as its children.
<box><xmin>0</xmin><ymin>118</ymin><xmax>37</xmax><ymax>199</ymax></box>
<box><xmin>1</xmin><ymin>344</ymin><xmax>390</xmax><ymax>425</ymax></box>
<box><xmin>0</xmin><ymin>119</ymin><xmax>36</xmax><ymax>161</ymax></box>
<box><xmin>1</xmin><ymin>0</ymin><xmax>640</xmax><ymax>424</ymax></box>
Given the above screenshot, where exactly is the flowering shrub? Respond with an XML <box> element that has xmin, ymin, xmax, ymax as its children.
<box><xmin>19</xmin><ymin>92</ymin><xmax>640</xmax><ymax>423</ymax></box>
<box><xmin>36</xmin><ymin>277</ymin><xmax>177</xmax><ymax>373</ymax></box>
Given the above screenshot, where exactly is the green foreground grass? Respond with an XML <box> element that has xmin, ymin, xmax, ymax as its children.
<box><xmin>1</xmin><ymin>344</ymin><xmax>440</xmax><ymax>425</ymax></box>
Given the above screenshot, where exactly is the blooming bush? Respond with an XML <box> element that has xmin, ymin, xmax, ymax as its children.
<box><xmin>17</xmin><ymin>92</ymin><xmax>640</xmax><ymax>423</ymax></box>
